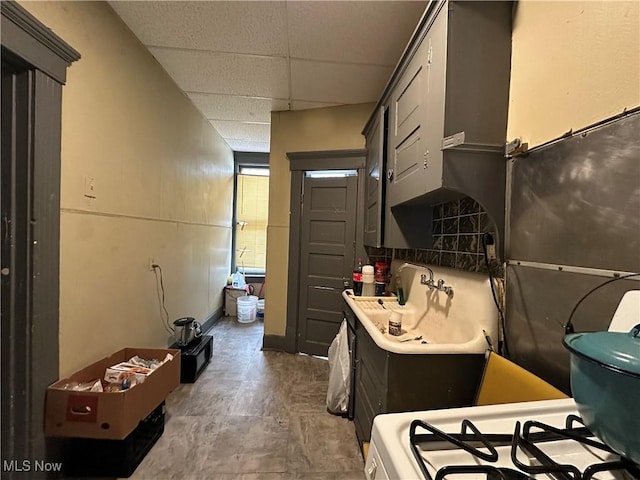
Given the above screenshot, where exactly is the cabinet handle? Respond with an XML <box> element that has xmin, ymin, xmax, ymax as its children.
<box><xmin>423</xmin><ymin>149</ymin><xmax>429</xmax><ymax>169</ymax></box>
<box><xmin>387</xmin><ymin>169</ymin><xmax>393</xmax><ymax>181</ymax></box>
<box><xmin>366</xmin><ymin>458</ymin><xmax>378</xmax><ymax>479</ymax></box>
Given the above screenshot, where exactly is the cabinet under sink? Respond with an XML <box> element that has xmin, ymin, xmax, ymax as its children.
<box><xmin>348</xmin><ymin>300</ymin><xmax>485</xmax><ymax>446</ymax></box>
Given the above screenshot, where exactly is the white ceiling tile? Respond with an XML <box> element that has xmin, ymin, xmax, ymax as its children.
<box><xmin>109</xmin><ymin>1</ymin><xmax>288</xmax><ymax>56</ymax></box>
<box><xmin>226</xmin><ymin>139</ymin><xmax>270</xmax><ymax>153</ymax></box>
<box><xmin>287</xmin><ymin>1</ymin><xmax>427</xmax><ymax>65</ymax></box>
<box><xmin>109</xmin><ymin>1</ymin><xmax>429</xmax><ymax>154</ymax></box>
<box><xmin>291</xmin><ymin>100</ymin><xmax>342</xmax><ymax>111</ymax></box>
<box><xmin>210</xmin><ymin>121</ymin><xmax>271</xmax><ymax>143</ymax></box>
<box><xmin>188</xmin><ymin>93</ymin><xmax>289</xmax><ymax>122</ymax></box>
<box><xmin>149</xmin><ymin>48</ymin><xmax>289</xmax><ymax>98</ymax></box>
<box><xmin>291</xmin><ymin>60</ymin><xmax>393</xmax><ymax>104</ymax></box>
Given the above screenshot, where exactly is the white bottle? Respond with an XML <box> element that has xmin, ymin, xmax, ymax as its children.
<box><xmin>231</xmin><ymin>269</ymin><xmax>245</xmax><ymax>288</ymax></box>
<box><xmin>361</xmin><ymin>265</ymin><xmax>375</xmax><ymax>297</ymax></box>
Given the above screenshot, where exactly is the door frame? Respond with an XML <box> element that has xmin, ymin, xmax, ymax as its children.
<box><xmin>1</xmin><ymin>2</ymin><xmax>79</xmax><ymax>470</ymax></box>
<box><xmin>285</xmin><ymin>149</ymin><xmax>366</xmax><ymax>353</ymax></box>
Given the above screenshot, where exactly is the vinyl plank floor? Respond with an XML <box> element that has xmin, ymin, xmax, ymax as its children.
<box><xmin>127</xmin><ymin>318</ymin><xmax>364</xmax><ymax>480</ymax></box>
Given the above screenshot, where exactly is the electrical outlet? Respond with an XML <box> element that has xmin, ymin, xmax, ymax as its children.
<box><xmin>148</xmin><ymin>257</ymin><xmax>156</xmax><ymax>271</ymax></box>
<box><xmin>83</xmin><ymin>175</ymin><xmax>96</xmax><ymax>198</ymax></box>
<box><xmin>484</xmin><ymin>233</ymin><xmax>497</xmax><ymax>261</ymax></box>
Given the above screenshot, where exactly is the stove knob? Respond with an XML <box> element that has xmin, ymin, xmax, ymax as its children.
<box><xmin>366</xmin><ymin>457</ymin><xmax>378</xmax><ymax>479</ymax></box>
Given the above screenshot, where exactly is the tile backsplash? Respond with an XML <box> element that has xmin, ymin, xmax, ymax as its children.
<box><xmin>365</xmin><ymin>196</ymin><xmax>501</xmax><ymax>275</ymax></box>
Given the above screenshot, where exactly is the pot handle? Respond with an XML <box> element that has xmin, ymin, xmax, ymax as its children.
<box><xmin>564</xmin><ymin>273</ymin><xmax>640</xmax><ymax>334</ymax></box>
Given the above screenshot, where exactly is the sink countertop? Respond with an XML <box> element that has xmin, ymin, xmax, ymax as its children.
<box><xmin>343</xmin><ymin>289</ymin><xmax>488</xmax><ymax>355</ymax></box>
<box><xmin>343</xmin><ymin>263</ymin><xmax>499</xmax><ymax>355</ymax></box>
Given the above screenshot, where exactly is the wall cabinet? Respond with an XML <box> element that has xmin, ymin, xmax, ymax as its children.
<box><xmin>347</xmin><ymin>304</ymin><xmax>485</xmax><ymax>446</ymax></box>
<box><xmin>362</xmin><ymin>0</ymin><xmax>512</xmax><ymax>250</ymax></box>
<box><xmin>363</xmin><ymin>107</ymin><xmax>386</xmax><ymax>248</ymax></box>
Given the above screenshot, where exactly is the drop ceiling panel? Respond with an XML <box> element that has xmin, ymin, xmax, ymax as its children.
<box><xmin>226</xmin><ymin>139</ymin><xmax>270</xmax><ymax>153</ymax></box>
<box><xmin>209</xmin><ymin>121</ymin><xmax>271</xmax><ymax>143</ymax></box>
<box><xmin>149</xmin><ymin>47</ymin><xmax>289</xmax><ymax>98</ymax></box>
<box><xmin>291</xmin><ymin>100</ymin><xmax>341</xmax><ymax>111</ymax></box>
<box><xmin>109</xmin><ymin>1</ymin><xmax>288</xmax><ymax>56</ymax></box>
<box><xmin>287</xmin><ymin>1</ymin><xmax>427</xmax><ymax>65</ymax></box>
<box><xmin>109</xmin><ymin>1</ymin><xmax>428</xmax><ymax>152</ymax></box>
<box><xmin>188</xmin><ymin>93</ymin><xmax>289</xmax><ymax>122</ymax></box>
<box><xmin>291</xmin><ymin>59</ymin><xmax>393</xmax><ymax>104</ymax></box>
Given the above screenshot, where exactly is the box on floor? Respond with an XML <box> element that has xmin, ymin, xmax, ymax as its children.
<box><xmin>44</xmin><ymin>347</ymin><xmax>180</xmax><ymax>440</ymax></box>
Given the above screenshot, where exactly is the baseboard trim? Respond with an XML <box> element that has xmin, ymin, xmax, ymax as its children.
<box><xmin>262</xmin><ymin>334</ymin><xmax>289</xmax><ymax>352</ymax></box>
<box><xmin>202</xmin><ymin>306</ymin><xmax>223</xmax><ymax>335</ymax></box>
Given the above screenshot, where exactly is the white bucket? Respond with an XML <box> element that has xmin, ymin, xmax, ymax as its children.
<box><xmin>257</xmin><ymin>299</ymin><xmax>265</xmax><ymax>320</ymax></box>
<box><xmin>237</xmin><ymin>295</ymin><xmax>258</xmax><ymax>323</ymax></box>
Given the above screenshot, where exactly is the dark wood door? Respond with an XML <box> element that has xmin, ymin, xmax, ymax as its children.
<box><xmin>297</xmin><ymin>174</ymin><xmax>357</xmax><ymax>356</ymax></box>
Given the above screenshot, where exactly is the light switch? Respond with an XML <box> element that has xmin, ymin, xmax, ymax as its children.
<box><xmin>83</xmin><ymin>175</ymin><xmax>96</xmax><ymax>198</ymax></box>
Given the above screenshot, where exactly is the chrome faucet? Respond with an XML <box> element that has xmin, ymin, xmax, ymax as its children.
<box><xmin>421</xmin><ymin>269</ymin><xmax>454</xmax><ymax>297</ymax></box>
<box><xmin>420</xmin><ymin>268</ymin><xmax>436</xmax><ymax>290</ymax></box>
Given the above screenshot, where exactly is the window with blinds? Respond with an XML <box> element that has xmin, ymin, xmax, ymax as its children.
<box><xmin>235</xmin><ymin>167</ymin><xmax>269</xmax><ymax>273</ymax></box>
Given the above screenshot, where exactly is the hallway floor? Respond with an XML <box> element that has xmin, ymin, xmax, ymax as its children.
<box><xmin>128</xmin><ymin>317</ymin><xmax>365</xmax><ymax>479</ymax></box>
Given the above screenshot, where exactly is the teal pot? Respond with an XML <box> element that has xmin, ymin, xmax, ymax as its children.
<box><xmin>563</xmin><ymin>324</ymin><xmax>640</xmax><ymax>463</ymax></box>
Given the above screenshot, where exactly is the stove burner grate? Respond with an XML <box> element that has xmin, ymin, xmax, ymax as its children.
<box><xmin>409</xmin><ymin>416</ymin><xmax>640</xmax><ymax>480</ymax></box>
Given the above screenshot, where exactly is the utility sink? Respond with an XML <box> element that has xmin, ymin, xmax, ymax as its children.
<box><xmin>343</xmin><ymin>264</ymin><xmax>499</xmax><ymax>354</ymax></box>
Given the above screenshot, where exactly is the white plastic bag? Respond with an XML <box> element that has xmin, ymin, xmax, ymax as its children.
<box><xmin>326</xmin><ymin>320</ymin><xmax>351</xmax><ymax>414</ymax></box>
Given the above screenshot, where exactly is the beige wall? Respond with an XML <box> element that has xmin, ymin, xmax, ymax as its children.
<box><xmin>20</xmin><ymin>1</ymin><xmax>234</xmax><ymax>377</ymax></box>
<box><xmin>264</xmin><ymin>104</ymin><xmax>374</xmax><ymax>336</ymax></box>
<box><xmin>508</xmin><ymin>1</ymin><xmax>640</xmax><ymax>147</ymax></box>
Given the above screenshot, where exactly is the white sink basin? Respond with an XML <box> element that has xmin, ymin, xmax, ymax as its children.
<box><xmin>343</xmin><ymin>264</ymin><xmax>499</xmax><ymax>354</ymax></box>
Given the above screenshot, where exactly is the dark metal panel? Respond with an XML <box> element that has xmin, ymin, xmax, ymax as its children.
<box><xmin>506</xmin><ymin>112</ymin><xmax>640</xmax><ymax>393</ymax></box>
<box><xmin>506</xmin><ymin>265</ymin><xmax>638</xmax><ymax>393</ymax></box>
<box><xmin>509</xmin><ymin>112</ymin><xmax>640</xmax><ymax>272</ymax></box>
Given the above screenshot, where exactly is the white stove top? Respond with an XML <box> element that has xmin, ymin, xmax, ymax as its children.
<box><xmin>366</xmin><ymin>399</ymin><xmax>632</xmax><ymax>480</ymax></box>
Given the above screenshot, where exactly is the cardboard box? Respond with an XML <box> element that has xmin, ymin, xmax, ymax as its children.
<box><xmin>45</xmin><ymin>347</ymin><xmax>180</xmax><ymax>439</ymax></box>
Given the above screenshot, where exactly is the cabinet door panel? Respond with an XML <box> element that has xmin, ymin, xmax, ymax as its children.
<box><xmin>354</xmin><ymin>380</ymin><xmax>376</xmax><ymax>443</ymax></box>
<box><xmin>363</xmin><ymin>106</ymin><xmax>386</xmax><ymax>247</ymax></box>
<box><xmin>356</xmin><ymin>323</ymin><xmax>388</xmax><ymax>381</ymax></box>
<box><xmin>387</xmin><ymin>37</ymin><xmax>431</xmax><ymax>207</ymax></box>
<box><xmin>394</xmin><ymin>129</ymin><xmax>422</xmax><ymax>183</ymax></box>
<box><xmin>421</xmin><ymin>4</ymin><xmax>447</xmax><ymax>193</ymax></box>
<box><xmin>394</xmin><ymin>64</ymin><xmax>423</xmax><ymax>144</ymax></box>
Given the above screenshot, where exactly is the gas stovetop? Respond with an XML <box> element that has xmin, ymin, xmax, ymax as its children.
<box><xmin>367</xmin><ymin>399</ymin><xmax>638</xmax><ymax>480</ymax></box>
